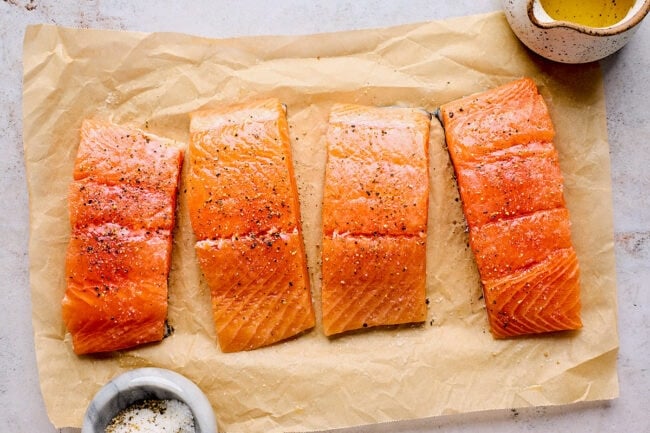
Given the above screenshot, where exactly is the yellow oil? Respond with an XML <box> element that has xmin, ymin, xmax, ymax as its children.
<box><xmin>540</xmin><ymin>0</ymin><xmax>635</xmax><ymax>27</ymax></box>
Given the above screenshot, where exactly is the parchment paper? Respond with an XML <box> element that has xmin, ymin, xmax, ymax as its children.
<box><xmin>23</xmin><ymin>12</ymin><xmax>619</xmax><ymax>432</ymax></box>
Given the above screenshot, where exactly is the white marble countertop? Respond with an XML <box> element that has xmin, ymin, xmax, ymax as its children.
<box><xmin>1</xmin><ymin>1</ymin><xmax>648</xmax><ymax>432</ymax></box>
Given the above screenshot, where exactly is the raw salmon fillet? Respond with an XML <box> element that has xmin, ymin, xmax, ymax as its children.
<box><xmin>62</xmin><ymin>119</ymin><xmax>183</xmax><ymax>355</ymax></box>
<box><xmin>187</xmin><ymin>99</ymin><xmax>315</xmax><ymax>352</ymax></box>
<box><xmin>439</xmin><ymin>77</ymin><xmax>582</xmax><ymax>338</ymax></box>
<box><xmin>321</xmin><ymin>104</ymin><xmax>430</xmax><ymax>336</ymax></box>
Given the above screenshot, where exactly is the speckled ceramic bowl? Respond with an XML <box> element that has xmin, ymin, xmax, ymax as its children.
<box><xmin>82</xmin><ymin>368</ymin><xmax>217</xmax><ymax>433</ymax></box>
<box><xmin>503</xmin><ymin>0</ymin><xmax>650</xmax><ymax>63</ymax></box>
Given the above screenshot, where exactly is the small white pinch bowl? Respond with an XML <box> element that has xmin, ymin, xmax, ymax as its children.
<box><xmin>81</xmin><ymin>367</ymin><xmax>217</xmax><ymax>433</ymax></box>
<box><xmin>503</xmin><ymin>0</ymin><xmax>650</xmax><ymax>63</ymax></box>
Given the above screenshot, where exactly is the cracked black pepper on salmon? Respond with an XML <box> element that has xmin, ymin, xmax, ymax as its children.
<box><xmin>187</xmin><ymin>99</ymin><xmax>315</xmax><ymax>352</ymax></box>
<box><xmin>439</xmin><ymin>77</ymin><xmax>582</xmax><ymax>338</ymax></box>
<box><xmin>62</xmin><ymin>119</ymin><xmax>183</xmax><ymax>355</ymax></box>
<box><xmin>320</xmin><ymin>103</ymin><xmax>431</xmax><ymax>336</ymax></box>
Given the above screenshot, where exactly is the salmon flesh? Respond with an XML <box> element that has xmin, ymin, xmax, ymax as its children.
<box><xmin>188</xmin><ymin>99</ymin><xmax>315</xmax><ymax>352</ymax></box>
<box><xmin>321</xmin><ymin>104</ymin><xmax>431</xmax><ymax>336</ymax></box>
<box><xmin>62</xmin><ymin>119</ymin><xmax>183</xmax><ymax>355</ymax></box>
<box><xmin>439</xmin><ymin>78</ymin><xmax>582</xmax><ymax>338</ymax></box>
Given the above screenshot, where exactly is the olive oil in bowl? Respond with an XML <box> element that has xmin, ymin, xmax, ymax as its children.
<box><xmin>539</xmin><ymin>0</ymin><xmax>635</xmax><ymax>27</ymax></box>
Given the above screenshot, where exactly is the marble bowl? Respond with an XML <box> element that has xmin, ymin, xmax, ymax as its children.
<box><xmin>81</xmin><ymin>367</ymin><xmax>217</xmax><ymax>433</ymax></box>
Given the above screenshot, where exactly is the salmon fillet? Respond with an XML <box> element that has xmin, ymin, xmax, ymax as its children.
<box><xmin>439</xmin><ymin>77</ymin><xmax>582</xmax><ymax>338</ymax></box>
<box><xmin>62</xmin><ymin>119</ymin><xmax>183</xmax><ymax>355</ymax></box>
<box><xmin>321</xmin><ymin>104</ymin><xmax>430</xmax><ymax>336</ymax></box>
<box><xmin>187</xmin><ymin>99</ymin><xmax>315</xmax><ymax>352</ymax></box>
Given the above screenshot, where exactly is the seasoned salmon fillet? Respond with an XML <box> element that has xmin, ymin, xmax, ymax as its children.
<box><xmin>187</xmin><ymin>99</ymin><xmax>315</xmax><ymax>352</ymax></box>
<box><xmin>195</xmin><ymin>232</ymin><xmax>313</xmax><ymax>352</ymax></box>
<box><xmin>62</xmin><ymin>119</ymin><xmax>183</xmax><ymax>355</ymax></box>
<box><xmin>439</xmin><ymin>77</ymin><xmax>582</xmax><ymax>338</ymax></box>
<box><xmin>321</xmin><ymin>104</ymin><xmax>430</xmax><ymax>336</ymax></box>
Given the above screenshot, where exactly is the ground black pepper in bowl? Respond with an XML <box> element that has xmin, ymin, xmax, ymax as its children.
<box><xmin>105</xmin><ymin>399</ymin><xmax>196</xmax><ymax>433</ymax></box>
<box><xmin>82</xmin><ymin>368</ymin><xmax>216</xmax><ymax>433</ymax></box>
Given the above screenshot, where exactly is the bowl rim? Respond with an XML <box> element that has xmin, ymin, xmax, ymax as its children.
<box><xmin>81</xmin><ymin>367</ymin><xmax>217</xmax><ymax>433</ymax></box>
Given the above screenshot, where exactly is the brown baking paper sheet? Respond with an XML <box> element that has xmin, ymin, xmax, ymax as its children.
<box><xmin>23</xmin><ymin>12</ymin><xmax>619</xmax><ymax>432</ymax></box>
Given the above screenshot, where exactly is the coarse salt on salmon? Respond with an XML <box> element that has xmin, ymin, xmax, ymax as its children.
<box><xmin>62</xmin><ymin>119</ymin><xmax>183</xmax><ymax>355</ymax></box>
<box><xmin>321</xmin><ymin>104</ymin><xmax>430</xmax><ymax>336</ymax></box>
<box><xmin>187</xmin><ymin>99</ymin><xmax>315</xmax><ymax>352</ymax></box>
<box><xmin>439</xmin><ymin>77</ymin><xmax>582</xmax><ymax>338</ymax></box>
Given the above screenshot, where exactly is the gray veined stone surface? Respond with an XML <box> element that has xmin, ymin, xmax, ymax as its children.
<box><xmin>1</xmin><ymin>1</ymin><xmax>648</xmax><ymax>432</ymax></box>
